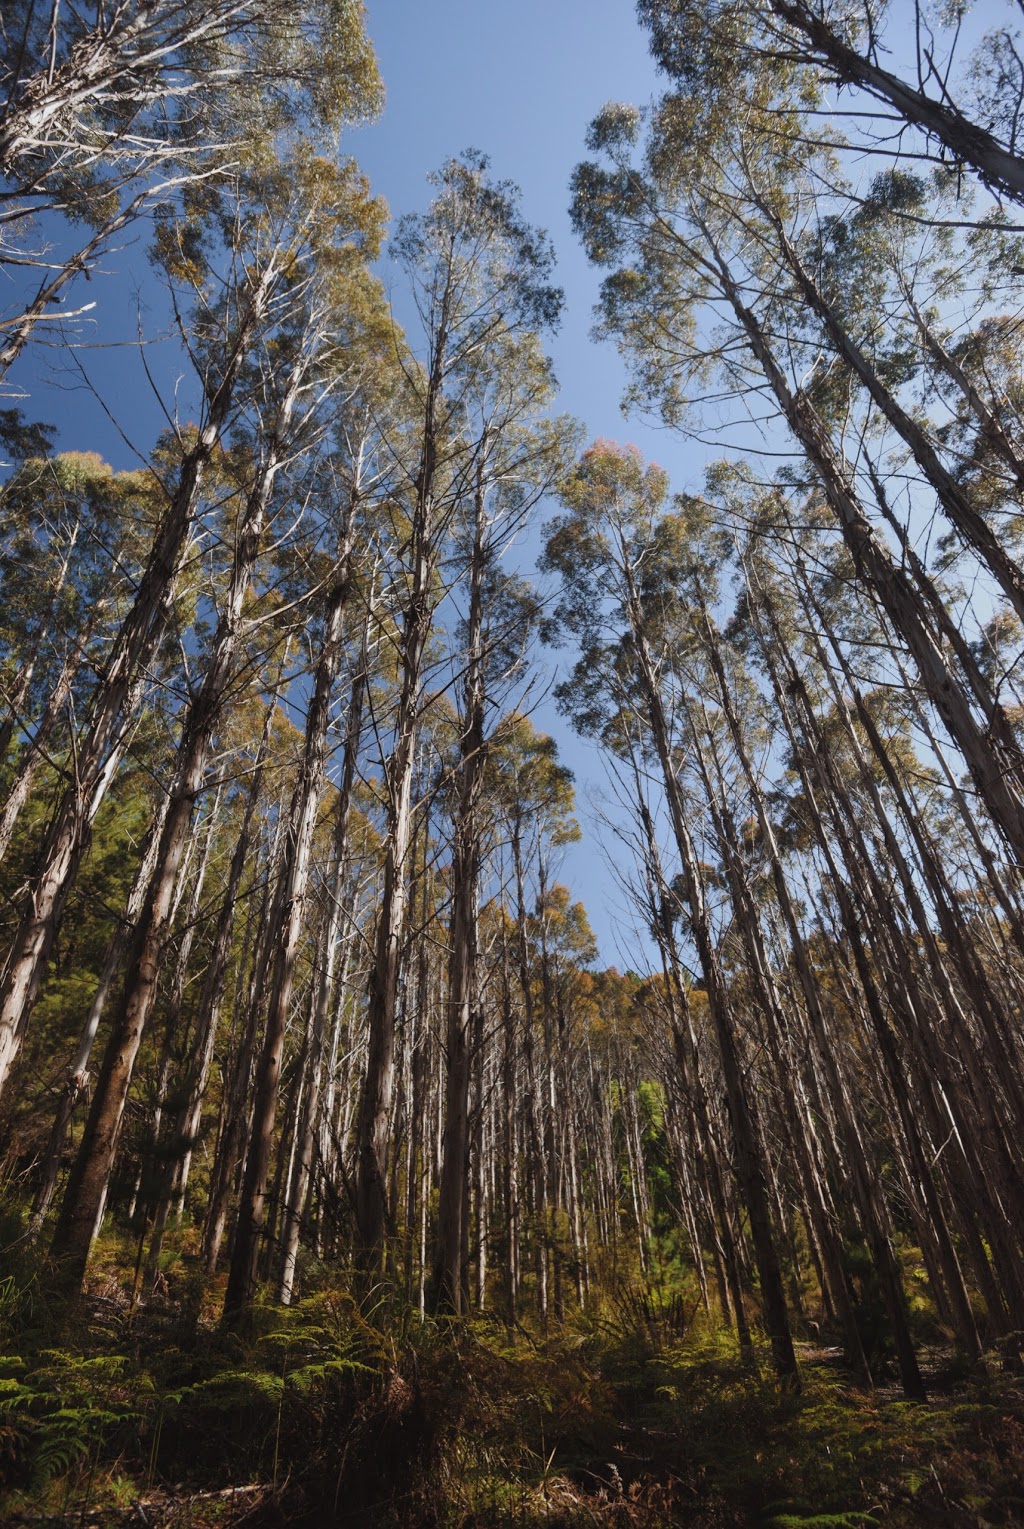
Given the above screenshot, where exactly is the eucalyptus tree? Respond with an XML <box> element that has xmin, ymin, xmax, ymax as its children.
<box><xmin>527</xmin><ymin>878</ymin><xmax>597</xmax><ymax>1320</ymax></box>
<box><xmin>274</xmin><ymin>629</ymin><xmax>374</xmax><ymax>1306</ymax></box>
<box><xmin>670</xmin><ymin>596</ymin><xmax>883</xmax><ymax>1382</ymax></box>
<box><xmin>486</xmin><ymin>715</ymin><xmax>582</xmax><ymax>1325</ymax></box>
<box><xmin>223</xmin><ymin>388</ymin><xmax>394</xmax><ymax>1321</ymax></box>
<box><xmin>48</xmin><ymin>151</ymin><xmax>387</xmax><ymax>1292</ymax></box>
<box><xmin>569</xmin><ymin>60</ymin><xmax>1024</xmax><ymax>872</ymax></box>
<box><xmin>557</xmin><ymin>450</ymin><xmax>978</xmax><ymax>1389</ymax></box>
<box><xmin>0</xmin><ymin>0</ymin><xmax>382</xmax><ymax>377</ymax></box>
<box><xmin>142</xmin><ymin>687</ymin><xmax>281</xmax><ymax>1278</ymax></box>
<box><xmin>430</xmin><ymin>335</ymin><xmax>577</xmax><ymax>1315</ymax></box>
<box><xmin>351</xmin><ymin>155</ymin><xmax>564</xmax><ymax>1278</ymax></box>
<box><xmin>591</xmin><ymin>711</ymin><xmax>745</xmax><ymax>1333</ymax></box>
<box><xmin>0</xmin><ymin>453</ymin><xmax>157</xmax><ymax>866</ymax></box>
<box><xmin>0</xmin><ymin>143</ymin><xmax>388</xmax><ymax>1125</ymax></box>
<box><xmin>637</xmin><ymin>0</ymin><xmax>1024</xmax><ymax>208</ymax></box>
<box><xmin>632</xmin><ymin>1</ymin><xmax>1024</xmax><ymax>604</ymax></box>
<box><xmin>779</xmin><ymin>542</ymin><xmax>1024</xmax><ymax>1326</ymax></box>
<box><xmin>738</xmin><ymin>176</ymin><xmax>1024</xmax><ymax>630</ymax></box>
<box><xmin>543</xmin><ymin>441</ymin><xmax>799</xmax><ymax>1383</ymax></box>
<box><xmin>761</xmin><ymin>572</ymin><xmax>984</xmax><ymax>1336</ymax></box>
<box><xmin>723</xmin><ymin>484</ymin><xmax>1024</xmax><ymax>1363</ymax></box>
<box><xmin>200</xmin><ymin>752</ymin><xmax>302</xmax><ymax>1276</ymax></box>
<box><xmin>0</xmin><ymin>214</ymin><xmax>277</xmax><ymax>1101</ymax></box>
<box><xmin>717</xmin><ymin>522</ymin><xmax>941</xmax><ymax>1389</ymax></box>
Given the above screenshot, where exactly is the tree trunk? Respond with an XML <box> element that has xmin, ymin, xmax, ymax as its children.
<box><xmin>223</xmin><ymin>540</ymin><xmax>356</xmax><ymax>1322</ymax></box>
<box><xmin>47</xmin><ymin>345</ymin><xmax>302</xmax><ymax>1291</ymax></box>
<box><xmin>0</xmin><ymin>263</ymin><xmax>277</xmax><ymax>1100</ymax></box>
<box><xmin>433</xmin><ymin>456</ymin><xmax>489</xmax><ymax>1314</ymax></box>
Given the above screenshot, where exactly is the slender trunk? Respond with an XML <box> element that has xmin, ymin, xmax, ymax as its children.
<box><xmin>223</xmin><ymin>543</ymin><xmax>355</xmax><ymax>1322</ymax></box>
<box><xmin>767</xmin><ymin>0</ymin><xmax>1024</xmax><ymax>206</ymax></box>
<box><xmin>500</xmin><ymin>934</ymin><xmax>520</xmax><ymax>1326</ymax></box>
<box><xmin>277</xmin><ymin>662</ymin><xmax>366</xmax><ymax>1304</ymax></box>
<box><xmin>433</xmin><ymin>455</ymin><xmax>489</xmax><ymax>1313</ymax></box>
<box><xmin>0</xmin><ymin>263</ymin><xmax>277</xmax><ymax>1100</ymax></box>
<box><xmin>354</xmin><ymin>341</ymin><xmax>447</xmax><ymax>1275</ymax></box>
<box><xmin>203</xmin><ymin>788</ymin><xmax>290</xmax><ymax>1275</ymax></box>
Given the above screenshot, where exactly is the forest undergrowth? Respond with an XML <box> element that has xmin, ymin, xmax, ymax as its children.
<box><xmin>2</xmin><ymin>1218</ymin><xmax>1023</xmax><ymax>1529</ymax></box>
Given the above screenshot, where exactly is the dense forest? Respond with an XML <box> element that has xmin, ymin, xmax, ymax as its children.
<box><xmin>4</xmin><ymin>1</ymin><xmax>1024</xmax><ymax>1523</ymax></box>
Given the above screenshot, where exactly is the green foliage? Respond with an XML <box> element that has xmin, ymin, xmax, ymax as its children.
<box><xmin>180</xmin><ymin>1289</ymin><xmax>380</xmax><ymax>1416</ymax></box>
<box><xmin>0</xmin><ymin>410</ymin><xmax>55</xmax><ymax>461</ymax></box>
<box><xmin>0</xmin><ymin>1349</ymin><xmax>146</xmax><ymax>1496</ymax></box>
<box><xmin>2</xmin><ymin>1276</ymin><xmax>1024</xmax><ymax>1526</ymax></box>
<box><xmin>768</xmin><ymin>1516</ymin><xmax>879</xmax><ymax>1528</ymax></box>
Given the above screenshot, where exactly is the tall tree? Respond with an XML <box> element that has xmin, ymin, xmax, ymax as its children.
<box><xmin>544</xmin><ymin>442</ymin><xmax>800</xmax><ymax>1384</ymax></box>
<box><xmin>0</xmin><ymin>0</ymin><xmax>382</xmax><ymax>376</ymax></box>
<box><xmin>49</xmin><ymin>150</ymin><xmax>386</xmax><ymax>1291</ymax></box>
<box><xmin>351</xmin><ymin>155</ymin><xmax>563</xmax><ymax>1278</ymax></box>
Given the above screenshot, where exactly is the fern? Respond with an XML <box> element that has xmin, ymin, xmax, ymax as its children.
<box><xmin>29</xmin><ymin>1405</ymin><xmax>116</xmax><ymax>1491</ymax></box>
<box><xmin>769</xmin><ymin>1516</ymin><xmax>880</xmax><ymax>1529</ymax></box>
<box><xmin>182</xmin><ymin>1368</ymin><xmax>286</xmax><ymax>1408</ymax></box>
<box><xmin>0</xmin><ymin>1349</ymin><xmax>154</xmax><ymax>1495</ymax></box>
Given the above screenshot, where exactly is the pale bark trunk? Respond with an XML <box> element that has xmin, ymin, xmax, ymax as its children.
<box><xmin>0</xmin><ymin>262</ymin><xmax>277</xmax><ymax>1101</ymax></box>
<box><xmin>433</xmin><ymin>457</ymin><xmax>488</xmax><ymax>1314</ymax></box>
<box><xmin>277</xmin><ymin>661</ymin><xmax>366</xmax><ymax>1304</ymax></box>
<box><xmin>203</xmin><ymin>778</ymin><xmax>290</xmax><ymax>1274</ymax></box>
<box><xmin>223</xmin><ymin>527</ymin><xmax>356</xmax><ymax>1321</ymax></box>
<box><xmin>499</xmin><ymin>934</ymin><xmax>520</xmax><ymax>1326</ymax></box>
<box><xmin>701</xmin><ymin>222</ymin><xmax>1024</xmax><ymax>865</ymax></box>
<box><xmin>353</xmin><ymin>325</ymin><xmax>447</xmax><ymax>1275</ymax></box>
<box><xmin>47</xmin><ymin>342</ymin><xmax>300</xmax><ymax>1290</ymax></box>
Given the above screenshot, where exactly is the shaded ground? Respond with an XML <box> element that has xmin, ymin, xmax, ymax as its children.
<box><xmin>3</xmin><ymin>1279</ymin><xmax>1024</xmax><ymax>1526</ymax></box>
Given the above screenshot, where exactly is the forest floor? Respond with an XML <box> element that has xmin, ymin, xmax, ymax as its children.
<box><xmin>3</xmin><ymin>1261</ymin><xmax>1024</xmax><ymax>1527</ymax></box>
